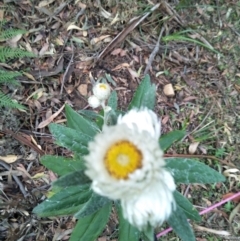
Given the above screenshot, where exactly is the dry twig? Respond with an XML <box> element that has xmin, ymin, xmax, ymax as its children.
<box><xmin>144</xmin><ymin>27</ymin><xmax>165</xmax><ymax>75</ymax></box>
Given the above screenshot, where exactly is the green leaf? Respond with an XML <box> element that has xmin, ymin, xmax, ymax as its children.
<box><xmin>33</xmin><ymin>185</ymin><xmax>91</xmax><ymax>217</ymax></box>
<box><xmin>53</xmin><ymin>170</ymin><xmax>91</xmax><ymax>188</ymax></box>
<box><xmin>107</xmin><ymin>90</ymin><xmax>118</xmax><ymax>110</ymax></box>
<box><xmin>65</xmin><ymin>104</ymin><xmax>99</xmax><ymax>137</ymax></box>
<box><xmin>174</xmin><ymin>191</ymin><xmax>201</xmax><ymax>221</ymax></box>
<box><xmin>165</xmin><ymin>158</ymin><xmax>226</xmax><ymax>184</ymax></box>
<box><xmin>159</xmin><ymin>130</ymin><xmax>186</xmax><ymax>151</ymax></box>
<box><xmin>116</xmin><ymin>204</ymin><xmax>140</xmax><ymax>241</ymax></box>
<box><xmin>49</xmin><ymin>123</ymin><xmax>91</xmax><ymax>154</ymax></box>
<box><xmin>142</xmin><ymin>225</ymin><xmax>154</xmax><ymax>241</ymax></box>
<box><xmin>74</xmin><ymin>192</ymin><xmax>111</xmax><ymax>218</ymax></box>
<box><xmin>128</xmin><ymin>74</ymin><xmax>156</xmax><ymax>110</ymax></box>
<box><xmin>78</xmin><ymin>109</ymin><xmax>101</xmax><ymax>121</ymax></box>
<box><xmin>167</xmin><ymin>204</ymin><xmax>195</xmax><ymax>241</ymax></box>
<box><xmin>41</xmin><ymin>155</ymin><xmax>85</xmax><ymax>176</ymax></box>
<box><xmin>69</xmin><ymin>202</ymin><xmax>112</xmax><ymax>241</ymax></box>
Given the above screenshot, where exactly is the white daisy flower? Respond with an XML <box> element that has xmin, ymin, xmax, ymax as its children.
<box><xmin>84</xmin><ymin>108</ymin><xmax>176</xmax><ymax>230</ymax></box>
<box><xmin>88</xmin><ymin>95</ymin><xmax>101</xmax><ymax>108</ymax></box>
<box><xmin>93</xmin><ymin>82</ymin><xmax>111</xmax><ymax>101</ymax></box>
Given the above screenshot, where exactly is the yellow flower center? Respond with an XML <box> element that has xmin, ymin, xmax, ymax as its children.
<box><xmin>99</xmin><ymin>83</ymin><xmax>107</xmax><ymax>89</ymax></box>
<box><xmin>104</xmin><ymin>140</ymin><xmax>143</xmax><ymax>179</ymax></box>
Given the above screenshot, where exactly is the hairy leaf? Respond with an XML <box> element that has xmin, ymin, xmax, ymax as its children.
<box><xmin>165</xmin><ymin>158</ymin><xmax>226</xmax><ymax>184</ymax></box>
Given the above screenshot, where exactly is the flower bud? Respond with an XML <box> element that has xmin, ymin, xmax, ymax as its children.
<box><xmin>93</xmin><ymin>83</ymin><xmax>111</xmax><ymax>101</ymax></box>
<box><xmin>88</xmin><ymin>95</ymin><xmax>101</xmax><ymax>108</ymax></box>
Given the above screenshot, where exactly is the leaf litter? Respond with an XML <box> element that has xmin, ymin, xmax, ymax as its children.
<box><xmin>0</xmin><ymin>0</ymin><xmax>239</xmax><ymax>240</ymax></box>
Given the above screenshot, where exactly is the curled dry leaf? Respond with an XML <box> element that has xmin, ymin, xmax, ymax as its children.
<box><xmin>67</xmin><ymin>24</ymin><xmax>83</xmax><ymax>31</ymax></box>
<box><xmin>189</xmin><ymin>142</ymin><xmax>200</xmax><ymax>154</ymax></box>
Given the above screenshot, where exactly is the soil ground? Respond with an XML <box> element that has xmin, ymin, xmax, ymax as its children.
<box><xmin>0</xmin><ymin>1</ymin><xmax>240</xmax><ymax>241</ymax></box>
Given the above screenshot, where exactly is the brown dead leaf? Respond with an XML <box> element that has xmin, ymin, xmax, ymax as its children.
<box><xmin>48</xmin><ymin>170</ymin><xmax>57</xmax><ymax>182</ymax></box>
<box><xmin>39</xmin><ymin>42</ymin><xmax>49</xmax><ymax>56</ymax></box>
<box><xmin>127</xmin><ymin>68</ymin><xmax>139</xmax><ymax>78</ymax></box>
<box><xmin>222</xmin><ymin>193</ymin><xmax>240</xmax><ymax>203</ymax></box>
<box><xmin>17</xmin><ymin>164</ymin><xmax>32</xmax><ymax>179</ymax></box>
<box><xmin>111</xmin><ymin>48</ymin><xmax>123</xmax><ymax>55</ymax></box>
<box><xmin>90</xmin><ymin>35</ymin><xmax>111</xmax><ymax>45</ymax></box>
<box><xmin>162</xmin><ymin>115</ymin><xmax>170</xmax><ymax>125</ymax></box>
<box><xmin>37</xmin><ymin>103</ymin><xmax>65</xmax><ymax>128</ymax></box>
<box><xmin>112</xmin><ymin>63</ymin><xmax>130</xmax><ymax>71</ymax></box>
<box><xmin>77</xmin><ymin>84</ymin><xmax>88</xmax><ymax>96</ymax></box>
<box><xmin>183</xmin><ymin>96</ymin><xmax>198</xmax><ymax>102</ymax></box>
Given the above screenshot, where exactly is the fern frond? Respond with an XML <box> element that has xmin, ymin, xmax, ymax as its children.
<box><xmin>0</xmin><ymin>20</ymin><xmax>7</xmax><ymax>28</ymax></box>
<box><xmin>0</xmin><ymin>70</ymin><xmax>21</xmax><ymax>85</ymax></box>
<box><xmin>0</xmin><ymin>47</ymin><xmax>35</xmax><ymax>63</ymax></box>
<box><xmin>0</xmin><ymin>91</ymin><xmax>26</xmax><ymax>110</ymax></box>
<box><xmin>0</xmin><ymin>29</ymin><xmax>26</xmax><ymax>41</ymax></box>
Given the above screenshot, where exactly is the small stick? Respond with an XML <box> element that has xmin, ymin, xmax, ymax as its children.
<box><xmin>144</xmin><ymin>27</ymin><xmax>165</xmax><ymax>75</ymax></box>
<box><xmin>60</xmin><ymin>40</ymin><xmax>74</xmax><ymax>95</ymax></box>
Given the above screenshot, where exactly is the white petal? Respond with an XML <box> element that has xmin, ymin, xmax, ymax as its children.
<box><xmin>117</xmin><ymin>108</ymin><xmax>161</xmax><ymax>139</ymax></box>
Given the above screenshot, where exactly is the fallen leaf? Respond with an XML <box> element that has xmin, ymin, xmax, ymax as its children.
<box><xmin>26</xmin><ymin>88</ymin><xmax>45</xmax><ymax>101</ymax></box>
<box><xmin>90</xmin><ymin>35</ymin><xmax>111</xmax><ymax>45</ymax></box>
<box><xmin>189</xmin><ymin>142</ymin><xmax>200</xmax><ymax>154</ymax></box>
<box><xmin>67</xmin><ymin>24</ymin><xmax>83</xmax><ymax>31</ymax></box>
<box><xmin>229</xmin><ymin>203</ymin><xmax>240</xmax><ymax>223</ymax></box>
<box><xmin>32</xmin><ymin>172</ymin><xmax>46</xmax><ymax>179</ymax></box>
<box><xmin>37</xmin><ymin>103</ymin><xmax>65</xmax><ymax>128</ymax></box>
<box><xmin>128</xmin><ymin>68</ymin><xmax>139</xmax><ymax>78</ymax></box>
<box><xmin>222</xmin><ymin>193</ymin><xmax>240</xmax><ymax>203</ymax></box>
<box><xmin>39</xmin><ymin>42</ymin><xmax>49</xmax><ymax>56</ymax></box>
<box><xmin>112</xmin><ymin>63</ymin><xmax>130</xmax><ymax>71</ymax></box>
<box><xmin>22</xmin><ymin>71</ymin><xmax>36</xmax><ymax>81</ymax></box>
<box><xmin>77</xmin><ymin>84</ymin><xmax>88</xmax><ymax>96</ymax></box>
<box><xmin>0</xmin><ymin>155</ymin><xmax>19</xmax><ymax>163</ymax></box>
<box><xmin>38</xmin><ymin>0</ymin><xmax>55</xmax><ymax>7</ymax></box>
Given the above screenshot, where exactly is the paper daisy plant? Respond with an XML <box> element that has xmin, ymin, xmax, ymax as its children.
<box><xmin>33</xmin><ymin>75</ymin><xmax>225</xmax><ymax>241</ymax></box>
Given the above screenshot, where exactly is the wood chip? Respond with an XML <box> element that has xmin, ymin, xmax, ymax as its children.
<box><xmin>163</xmin><ymin>83</ymin><xmax>175</xmax><ymax>97</ymax></box>
<box><xmin>77</xmin><ymin>84</ymin><xmax>88</xmax><ymax>96</ymax></box>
